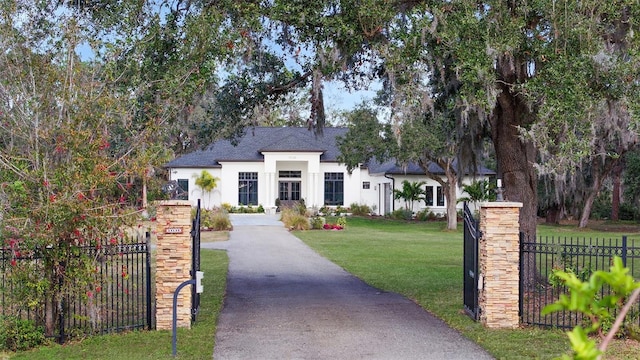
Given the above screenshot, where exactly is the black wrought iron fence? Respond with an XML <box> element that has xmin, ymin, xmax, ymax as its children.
<box><xmin>520</xmin><ymin>234</ymin><xmax>640</xmax><ymax>329</ymax></box>
<box><xmin>1</xmin><ymin>232</ymin><xmax>152</xmax><ymax>342</ymax></box>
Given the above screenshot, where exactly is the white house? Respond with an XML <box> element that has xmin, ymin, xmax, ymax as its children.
<box><xmin>164</xmin><ymin>127</ymin><xmax>494</xmax><ymax>215</ymax></box>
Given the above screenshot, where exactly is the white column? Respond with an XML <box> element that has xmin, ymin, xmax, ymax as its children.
<box><xmin>308</xmin><ymin>172</ymin><xmax>318</xmax><ymax>207</ymax></box>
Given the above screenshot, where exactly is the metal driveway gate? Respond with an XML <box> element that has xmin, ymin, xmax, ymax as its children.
<box><xmin>190</xmin><ymin>199</ymin><xmax>202</xmax><ymax>322</ymax></box>
<box><xmin>463</xmin><ymin>202</ymin><xmax>480</xmax><ymax>320</ymax></box>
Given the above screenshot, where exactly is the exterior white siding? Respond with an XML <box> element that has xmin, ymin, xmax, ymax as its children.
<box><xmin>164</xmin><ymin>127</ymin><xmax>494</xmax><ymax>213</ymax></box>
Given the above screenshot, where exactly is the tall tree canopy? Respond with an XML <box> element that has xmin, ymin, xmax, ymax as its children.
<box><xmin>210</xmin><ymin>0</ymin><xmax>640</xmax><ymax>237</ymax></box>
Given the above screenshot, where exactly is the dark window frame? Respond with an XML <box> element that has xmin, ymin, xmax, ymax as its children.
<box><xmin>324</xmin><ymin>172</ymin><xmax>344</xmax><ymax>206</ymax></box>
<box><xmin>238</xmin><ymin>172</ymin><xmax>258</xmax><ymax>205</ymax></box>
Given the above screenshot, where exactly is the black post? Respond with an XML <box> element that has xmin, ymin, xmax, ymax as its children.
<box><xmin>622</xmin><ymin>235</ymin><xmax>628</xmax><ymax>267</ymax></box>
<box><xmin>172</xmin><ymin>279</ymin><xmax>196</xmax><ymax>357</ymax></box>
<box><xmin>145</xmin><ymin>231</ymin><xmax>153</xmax><ymax>330</ymax></box>
<box><xmin>191</xmin><ymin>199</ymin><xmax>201</xmax><ymax>322</ymax></box>
<box><xmin>58</xmin><ymin>268</ymin><xmax>66</xmax><ymax>344</ymax></box>
<box><xmin>518</xmin><ymin>232</ymin><xmax>524</xmax><ymax>319</ymax></box>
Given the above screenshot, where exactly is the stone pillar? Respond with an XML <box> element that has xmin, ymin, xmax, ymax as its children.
<box><xmin>155</xmin><ymin>200</ymin><xmax>193</xmax><ymax>330</ymax></box>
<box><xmin>478</xmin><ymin>202</ymin><xmax>522</xmax><ymax>329</ymax></box>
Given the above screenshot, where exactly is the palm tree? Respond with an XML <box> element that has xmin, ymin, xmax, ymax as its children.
<box><xmin>457</xmin><ymin>179</ymin><xmax>496</xmax><ymax>209</ymax></box>
<box><xmin>193</xmin><ymin>170</ymin><xmax>219</xmax><ymax>208</ymax></box>
<box><xmin>393</xmin><ymin>180</ymin><xmax>427</xmax><ymax>212</ymax></box>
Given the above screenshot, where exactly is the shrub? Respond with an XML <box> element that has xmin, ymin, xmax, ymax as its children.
<box><xmin>0</xmin><ymin>316</ymin><xmax>46</xmax><ymax>351</ymax></box>
<box><xmin>221</xmin><ymin>203</ymin><xmax>233</xmax><ymax>212</ymax></box>
<box><xmin>349</xmin><ymin>203</ymin><xmax>371</xmax><ymax>216</ymax></box>
<box><xmin>281</xmin><ymin>207</ymin><xmax>310</xmax><ymax>230</ymax></box>
<box><xmin>415</xmin><ymin>209</ymin><xmax>431</xmax><ymax>221</ymax></box>
<box><xmin>210</xmin><ymin>211</ymin><xmax>232</xmax><ymax>230</ymax></box>
<box><xmin>295</xmin><ymin>199</ymin><xmax>307</xmax><ymax>215</ymax></box>
<box><xmin>619</xmin><ymin>203</ymin><xmax>638</xmax><ymax>221</ymax></box>
<box><xmin>310</xmin><ymin>216</ymin><xmax>326</xmax><ymax>229</ymax></box>
<box><xmin>334</xmin><ymin>205</ymin><xmax>346</xmax><ymax>216</ymax></box>
<box><xmin>336</xmin><ymin>216</ymin><xmax>347</xmax><ymax>228</ymax></box>
<box><xmin>390</xmin><ymin>208</ymin><xmax>413</xmax><ymax>220</ymax></box>
<box><xmin>257</xmin><ymin>204</ymin><xmax>265</xmax><ymax>213</ymax></box>
<box><xmin>288</xmin><ymin>214</ymin><xmax>310</xmax><ymax>230</ymax></box>
<box><xmin>197</xmin><ymin>208</ymin><xmax>231</xmax><ymax>230</ymax></box>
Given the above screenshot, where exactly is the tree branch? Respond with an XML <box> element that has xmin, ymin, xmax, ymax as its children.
<box><xmin>598</xmin><ymin>287</ymin><xmax>640</xmax><ymax>357</ymax></box>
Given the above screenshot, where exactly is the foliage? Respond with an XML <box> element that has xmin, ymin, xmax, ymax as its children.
<box><xmin>458</xmin><ymin>180</ymin><xmax>496</xmax><ymax>204</ymax></box>
<box><xmin>389</xmin><ymin>208</ymin><xmax>413</xmax><ymax>221</ymax></box>
<box><xmin>210</xmin><ymin>212</ymin><xmax>232</xmax><ymax>231</ymax></box>
<box><xmin>193</xmin><ymin>171</ymin><xmax>219</xmax><ymax>209</ymax></box>
<box><xmin>289</xmin><ymin>215</ymin><xmax>311</xmax><ymax>231</ymax></box>
<box><xmin>225</xmin><ymin>205</ymin><xmax>265</xmax><ymax>213</ymax></box>
<box><xmin>393</xmin><ymin>180</ymin><xmax>427</xmax><ymax>211</ymax></box>
<box><xmin>198</xmin><ymin>208</ymin><xmax>231</xmax><ymax>231</ymax></box>
<box><xmin>337</xmin><ymin>104</ymin><xmax>395</xmax><ymax>172</ymax></box>
<box><xmin>322</xmin><ymin>223</ymin><xmax>343</xmax><ymax>230</ymax></box>
<box><xmin>336</xmin><ymin>103</ymin><xmax>462</xmax><ymax>230</ymax></box>
<box><xmin>0</xmin><ymin>44</ymin><xmax>139</xmax><ymax>334</ymax></box>
<box><xmin>624</xmin><ymin>149</ymin><xmax>640</xmax><ymax>209</ymax></box>
<box><xmin>336</xmin><ymin>216</ymin><xmax>347</xmax><ymax>228</ymax></box>
<box><xmin>543</xmin><ymin>257</ymin><xmax>640</xmax><ymax>359</ymax></box>
<box><xmin>310</xmin><ymin>216</ymin><xmax>326</xmax><ymax>229</ymax></box>
<box><xmin>0</xmin><ymin>316</ymin><xmax>47</xmax><ymax>352</ymax></box>
<box><xmin>280</xmin><ymin>207</ymin><xmax>310</xmax><ymax>230</ymax></box>
<box><xmin>349</xmin><ymin>203</ymin><xmax>372</xmax><ymax>216</ymax></box>
<box><xmin>415</xmin><ymin>209</ymin><xmax>436</xmax><ymax>221</ymax></box>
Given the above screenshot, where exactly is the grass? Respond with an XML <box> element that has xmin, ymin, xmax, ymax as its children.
<box><xmin>5</xmin><ymin>249</ymin><xmax>228</xmax><ymax>360</ymax></box>
<box><xmin>200</xmin><ymin>230</ymin><xmax>229</xmax><ymax>242</ymax></box>
<box><xmin>293</xmin><ymin>217</ymin><xmax>640</xmax><ymax>360</ymax></box>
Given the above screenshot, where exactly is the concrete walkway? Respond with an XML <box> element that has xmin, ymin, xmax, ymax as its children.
<box><xmin>209</xmin><ymin>214</ymin><xmax>493</xmax><ymax>360</ymax></box>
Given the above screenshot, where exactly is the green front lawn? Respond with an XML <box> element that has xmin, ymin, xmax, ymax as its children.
<box><xmin>294</xmin><ymin>217</ymin><xmax>640</xmax><ymax>359</ymax></box>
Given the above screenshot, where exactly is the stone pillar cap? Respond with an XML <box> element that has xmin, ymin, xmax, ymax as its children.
<box><xmin>479</xmin><ymin>201</ymin><xmax>523</xmax><ymax>208</ymax></box>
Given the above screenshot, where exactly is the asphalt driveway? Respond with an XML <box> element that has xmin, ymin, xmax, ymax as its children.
<box><xmin>209</xmin><ymin>214</ymin><xmax>493</xmax><ymax>359</ymax></box>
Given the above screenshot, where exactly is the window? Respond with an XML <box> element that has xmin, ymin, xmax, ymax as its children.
<box><xmin>362</xmin><ymin>181</ymin><xmax>370</xmax><ymax>190</ymax></box>
<box><xmin>279</xmin><ymin>170</ymin><xmax>301</xmax><ymax>178</ymax></box>
<box><xmin>437</xmin><ymin>186</ymin><xmax>445</xmax><ymax>207</ymax></box>
<box><xmin>425</xmin><ymin>186</ymin><xmax>434</xmax><ymax>206</ymax></box>
<box><xmin>238</xmin><ymin>172</ymin><xmax>258</xmax><ymax>205</ymax></box>
<box><xmin>176</xmin><ymin>179</ymin><xmax>189</xmax><ymax>200</ymax></box>
<box><xmin>324</xmin><ymin>172</ymin><xmax>344</xmax><ymax>206</ymax></box>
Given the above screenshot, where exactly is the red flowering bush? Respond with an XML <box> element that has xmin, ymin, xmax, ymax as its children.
<box><xmin>322</xmin><ymin>223</ymin><xmax>344</xmax><ymax>230</ymax></box>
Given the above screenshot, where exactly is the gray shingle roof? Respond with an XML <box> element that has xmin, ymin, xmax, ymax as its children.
<box><xmin>366</xmin><ymin>158</ymin><xmax>495</xmax><ymax>176</ymax></box>
<box><xmin>165</xmin><ymin>127</ymin><xmax>496</xmax><ymax>177</ymax></box>
<box><xmin>165</xmin><ymin>127</ymin><xmax>348</xmax><ymax>168</ymax></box>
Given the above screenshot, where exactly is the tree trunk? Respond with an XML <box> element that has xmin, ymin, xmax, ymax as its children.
<box><xmin>491</xmin><ymin>67</ymin><xmax>538</xmax><ymax>240</ymax></box>
<box><xmin>491</xmin><ymin>55</ymin><xmax>538</xmax><ymax>286</ymax></box>
<box><xmin>579</xmin><ymin>157</ymin><xmax>618</xmax><ymax>228</ymax></box>
<box><xmin>579</xmin><ymin>189</ymin><xmax>598</xmax><ymax>228</ymax></box>
<box><xmin>142</xmin><ymin>176</ymin><xmax>148</xmax><ymax>209</ymax></box>
<box><xmin>45</xmin><ymin>296</ymin><xmax>56</xmax><ymax>337</ymax></box>
<box><xmin>611</xmin><ymin>162</ymin><xmax>623</xmax><ymax>221</ymax></box>
<box><xmin>418</xmin><ymin>158</ymin><xmax>458</xmax><ymax>230</ymax></box>
<box><xmin>445</xmin><ymin>172</ymin><xmax>458</xmax><ymax>230</ymax></box>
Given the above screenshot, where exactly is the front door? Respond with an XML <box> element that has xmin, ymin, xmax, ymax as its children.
<box><xmin>279</xmin><ymin>181</ymin><xmax>301</xmax><ymax>206</ymax></box>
